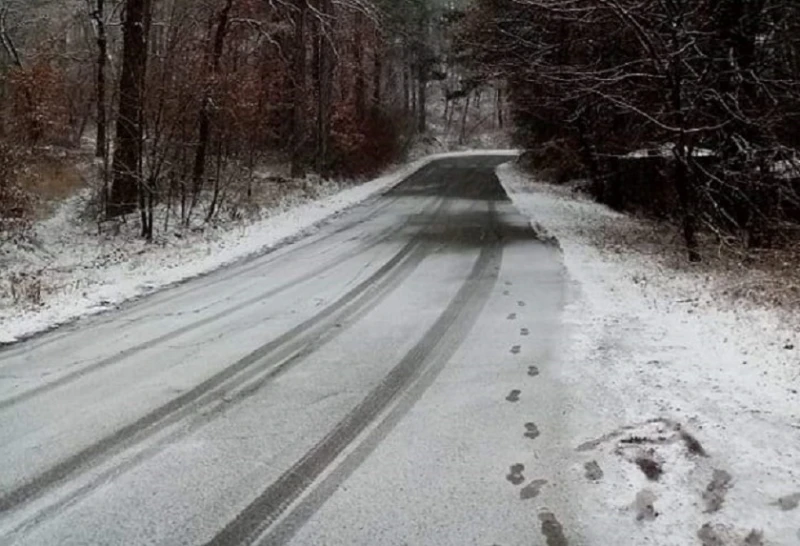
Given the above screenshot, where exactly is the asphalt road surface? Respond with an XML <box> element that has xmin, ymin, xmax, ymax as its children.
<box><xmin>0</xmin><ymin>156</ymin><xmax>568</xmax><ymax>546</ymax></box>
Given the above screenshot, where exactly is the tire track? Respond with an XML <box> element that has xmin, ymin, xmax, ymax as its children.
<box><xmin>0</xmin><ymin>214</ymin><xmax>413</xmax><ymax>410</ymax></box>
<box><xmin>203</xmin><ymin>197</ymin><xmax>503</xmax><ymax>546</ymax></box>
<box><xmin>0</xmin><ymin>237</ymin><xmax>428</xmax><ymax>515</ymax></box>
<box><xmin>0</xmin><ymin>167</ymin><xmax>447</xmax><ymax>405</ymax></box>
<box><xmin>196</xmin><ymin>160</ymin><xmax>437</xmax><ymax>291</ymax></box>
<box><xmin>0</xmin><ymin>163</ymin><xmax>439</xmax><ymax>362</ymax></box>
<box><xmin>2</xmin><ymin>241</ymin><xmax>440</xmax><ymax>539</ymax></box>
<box><xmin>0</xmin><ymin>185</ymin><xmax>457</xmax><ymax>519</ymax></box>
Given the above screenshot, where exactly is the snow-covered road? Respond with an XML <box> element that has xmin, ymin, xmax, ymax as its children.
<box><xmin>0</xmin><ymin>155</ymin><xmax>574</xmax><ymax>545</ymax></box>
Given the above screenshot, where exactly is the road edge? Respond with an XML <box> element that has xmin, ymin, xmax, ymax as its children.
<box><xmin>0</xmin><ymin>151</ymin><xmax>519</xmax><ymax>350</ymax></box>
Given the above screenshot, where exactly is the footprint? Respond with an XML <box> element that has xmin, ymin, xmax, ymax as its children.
<box><xmin>503</xmin><ymin>290</ymin><xmax>511</xmax><ymax>296</ymax></box>
<box><xmin>744</xmin><ymin>530</ymin><xmax>764</xmax><ymax>546</ymax></box>
<box><xmin>520</xmin><ymin>328</ymin><xmax>530</xmax><ymax>336</ymax></box>
<box><xmin>524</xmin><ymin>422</ymin><xmax>540</xmax><ymax>440</ymax></box>
<box><xmin>539</xmin><ymin>512</ymin><xmax>569</xmax><ymax>546</ymax></box>
<box><xmin>772</xmin><ymin>492</ymin><xmax>800</xmax><ymax>511</ymax></box>
<box><xmin>507</xmin><ymin>313</ymin><xmax>517</xmax><ymax>320</ymax></box>
<box><xmin>517</xmin><ymin>301</ymin><xmax>526</xmax><ymax>307</ymax></box>
<box><xmin>511</xmin><ymin>345</ymin><xmax>521</xmax><ymax>355</ymax></box>
<box><xmin>506</xmin><ymin>390</ymin><xmax>521</xmax><ymax>402</ymax></box>
<box><xmin>635</xmin><ymin>456</ymin><xmax>663</xmax><ymax>481</ymax></box>
<box><xmin>520</xmin><ymin>479</ymin><xmax>548</xmax><ymax>500</ymax></box>
<box><xmin>698</xmin><ymin>524</ymin><xmax>762</xmax><ymax>546</ymax></box>
<box><xmin>506</xmin><ymin>463</ymin><xmax>525</xmax><ymax>485</ymax></box>
<box><xmin>702</xmin><ymin>469</ymin><xmax>732</xmax><ymax>512</ymax></box>
<box><xmin>528</xmin><ymin>366</ymin><xmax>540</xmax><ymax>377</ymax></box>
<box><xmin>505</xmin><ymin>281</ymin><xmax>513</xmax><ymax>286</ymax></box>
<box><xmin>680</xmin><ymin>429</ymin><xmax>707</xmax><ymax>456</ymax></box>
<box><xmin>634</xmin><ymin>489</ymin><xmax>658</xmax><ymax>521</ymax></box>
<box><xmin>584</xmin><ymin>460</ymin><xmax>603</xmax><ymax>482</ymax></box>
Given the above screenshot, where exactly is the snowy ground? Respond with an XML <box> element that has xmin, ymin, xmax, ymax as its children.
<box><xmin>497</xmin><ymin>163</ymin><xmax>800</xmax><ymax>545</ymax></box>
<box><xmin>0</xmin><ymin>154</ymin><xmax>550</xmax><ymax>546</ymax></box>
<box><xmin>0</xmin><ymin>151</ymin><xmax>514</xmax><ymax>345</ymax></box>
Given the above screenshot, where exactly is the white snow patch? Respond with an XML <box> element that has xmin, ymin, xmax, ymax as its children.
<box><xmin>497</xmin><ymin>162</ymin><xmax>800</xmax><ymax>545</ymax></box>
<box><xmin>625</xmin><ymin>143</ymin><xmax>716</xmax><ymax>158</ymax></box>
<box><xmin>0</xmin><ymin>150</ymin><xmax>517</xmax><ymax>344</ymax></box>
<box><xmin>772</xmin><ymin>159</ymin><xmax>800</xmax><ymax>180</ymax></box>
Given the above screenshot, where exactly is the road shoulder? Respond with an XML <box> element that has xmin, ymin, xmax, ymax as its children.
<box><xmin>497</xmin><ymin>162</ymin><xmax>800</xmax><ymax>545</ymax></box>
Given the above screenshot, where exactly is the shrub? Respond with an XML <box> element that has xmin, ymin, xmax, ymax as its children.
<box><xmin>7</xmin><ymin>62</ymin><xmax>69</xmax><ymax>146</ymax></box>
<box><xmin>0</xmin><ymin>143</ymin><xmax>34</xmax><ymax>241</ymax></box>
<box><xmin>328</xmin><ymin>106</ymin><xmax>405</xmax><ymax>177</ymax></box>
<box><xmin>520</xmin><ymin>140</ymin><xmax>587</xmax><ymax>184</ymax></box>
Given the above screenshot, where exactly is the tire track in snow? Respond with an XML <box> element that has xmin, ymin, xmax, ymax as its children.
<box><xmin>4</xmin><ymin>190</ymin><xmax>482</xmax><ymax>538</ymax></box>
<box><xmin>0</xmin><ymin>166</ymin><xmax>447</xmax><ymax>404</ymax></box>
<box><xmin>0</xmin><ymin>213</ymin><xmax>440</xmax><ymax>517</ymax></box>
<box><xmin>0</xmin><ymin>216</ymin><xmax>410</xmax><ymax>410</ymax></box>
<box><xmin>0</xmin><ymin>171</ymin><xmax>465</xmax><ymax>527</ymax></box>
<box><xmin>204</xmin><ymin>187</ymin><xmax>504</xmax><ymax>546</ymax></box>
<box><xmin>0</xmin><ymin>163</ymin><xmax>439</xmax><ymax>361</ymax></box>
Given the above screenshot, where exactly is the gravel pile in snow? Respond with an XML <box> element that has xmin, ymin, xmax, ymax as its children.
<box><xmin>497</xmin><ymin>163</ymin><xmax>800</xmax><ymax>546</ymax></box>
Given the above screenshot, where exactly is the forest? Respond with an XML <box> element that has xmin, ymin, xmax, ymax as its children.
<box><xmin>5</xmin><ymin>0</ymin><xmax>799</xmax><ymax>263</ymax></box>
<box><xmin>1</xmin><ymin>0</ymin><xmax>503</xmax><ymax>242</ymax></box>
<box><xmin>463</xmin><ymin>0</ymin><xmax>800</xmax><ymax>261</ymax></box>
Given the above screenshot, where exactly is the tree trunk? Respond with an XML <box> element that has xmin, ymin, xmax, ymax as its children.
<box><xmin>411</xmin><ymin>71</ymin><xmax>417</xmax><ymax>119</ymax></box>
<box><xmin>459</xmin><ymin>92</ymin><xmax>471</xmax><ymax>145</ymax></box>
<box><xmin>139</xmin><ymin>0</ymin><xmax>154</xmax><ymax>239</ymax></box>
<box><xmin>0</xmin><ymin>5</ymin><xmax>23</xmax><ymax>69</ymax></box>
<box><xmin>108</xmin><ymin>0</ymin><xmax>147</xmax><ymax>218</ymax></box>
<box><xmin>315</xmin><ymin>0</ymin><xmax>334</xmax><ymax>175</ymax></box>
<box><xmin>496</xmin><ymin>86</ymin><xmax>504</xmax><ymax>129</ymax></box>
<box><xmin>353</xmin><ymin>10</ymin><xmax>366</xmax><ymax>122</ymax></box>
<box><xmin>372</xmin><ymin>32</ymin><xmax>382</xmax><ymax>107</ymax></box>
<box><xmin>402</xmin><ymin>50</ymin><xmax>410</xmax><ymax>116</ymax></box>
<box><xmin>669</xmin><ymin>34</ymin><xmax>700</xmax><ymax>262</ymax></box>
<box><xmin>91</xmin><ymin>0</ymin><xmax>107</xmax><ymax>160</ymax></box>
<box><xmin>575</xmin><ymin>112</ymin><xmax>601</xmax><ymax>185</ymax></box>
<box><xmin>446</xmin><ymin>97</ymin><xmax>455</xmax><ymax>131</ymax></box>
<box><xmin>674</xmin><ymin>149</ymin><xmax>700</xmax><ymax>262</ymax></box>
<box><xmin>290</xmin><ymin>0</ymin><xmax>308</xmax><ymax>178</ymax></box>
<box><xmin>416</xmin><ymin>15</ymin><xmax>428</xmax><ymax>134</ymax></box>
<box><xmin>417</xmin><ymin>71</ymin><xmax>427</xmax><ymax>134</ymax></box>
<box><xmin>191</xmin><ymin>0</ymin><xmax>234</xmax><ymax>203</ymax></box>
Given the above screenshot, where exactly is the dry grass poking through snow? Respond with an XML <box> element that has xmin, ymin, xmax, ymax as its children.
<box><xmin>540</xmin><ymin>178</ymin><xmax>800</xmax><ymax>313</ymax></box>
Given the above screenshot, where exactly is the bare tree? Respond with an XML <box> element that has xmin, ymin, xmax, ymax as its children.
<box><xmin>191</xmin><ymin>0</ymin><xmax>234</xmax><ymax>208</ymax></box>
<box><xmin>464</xmin><ymin>0</ymin><xmax>800</xmax><ymax>259</ymax></box>
<box><xmin>87</xmin><ymin>0</ymin><xmax>107</xmax><ymax>160</ymax></box>
<box><xmin>108</xmin><ymin>0</ymin><xmax>148</xmax><ymax>219</ymax></box>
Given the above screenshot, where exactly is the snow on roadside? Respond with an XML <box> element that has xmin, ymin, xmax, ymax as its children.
<box><xmin>497</xmin><ymin>163</ymin><xmax>800</xmax><ymax>545</ymax></box>
<box><xmin>0</xmin><ymin>151</ymin><xmax>516</xmax><ymax>345</ymax></box>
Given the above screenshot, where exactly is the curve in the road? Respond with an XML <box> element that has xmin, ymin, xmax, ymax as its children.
<box><xmin>0</xmin><ymin>235</ymin><xmax>425</xmax><ymax>515</ymax></box>
<box><xmin>0</xmin><ymin>179</ymin><xmax>463</xmax><ymax>526</ymax></box>
<box><xmin>0</xmin><ymin>204</ymin><xmax>420</xmax><ymax>411</ymax></box>
<box><xmin>204</xmin><ymin>200</ymin><xmax>504</xmax><ymax>546</ymax></box>
<box><xmin>0</xmin><ymin>164</ymin><xmax>439</xmax><ymax>363</ymax></box>
<box><xmin>0</xmin><ymin>165</ymin><xmax>448</xmax><ymax>406</ymax></box>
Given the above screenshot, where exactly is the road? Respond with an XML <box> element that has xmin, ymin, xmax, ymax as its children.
<box><xmin>0</xmin><ymin>155</ymin><xmax>568</xmax><ymax>546</ymax></box>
